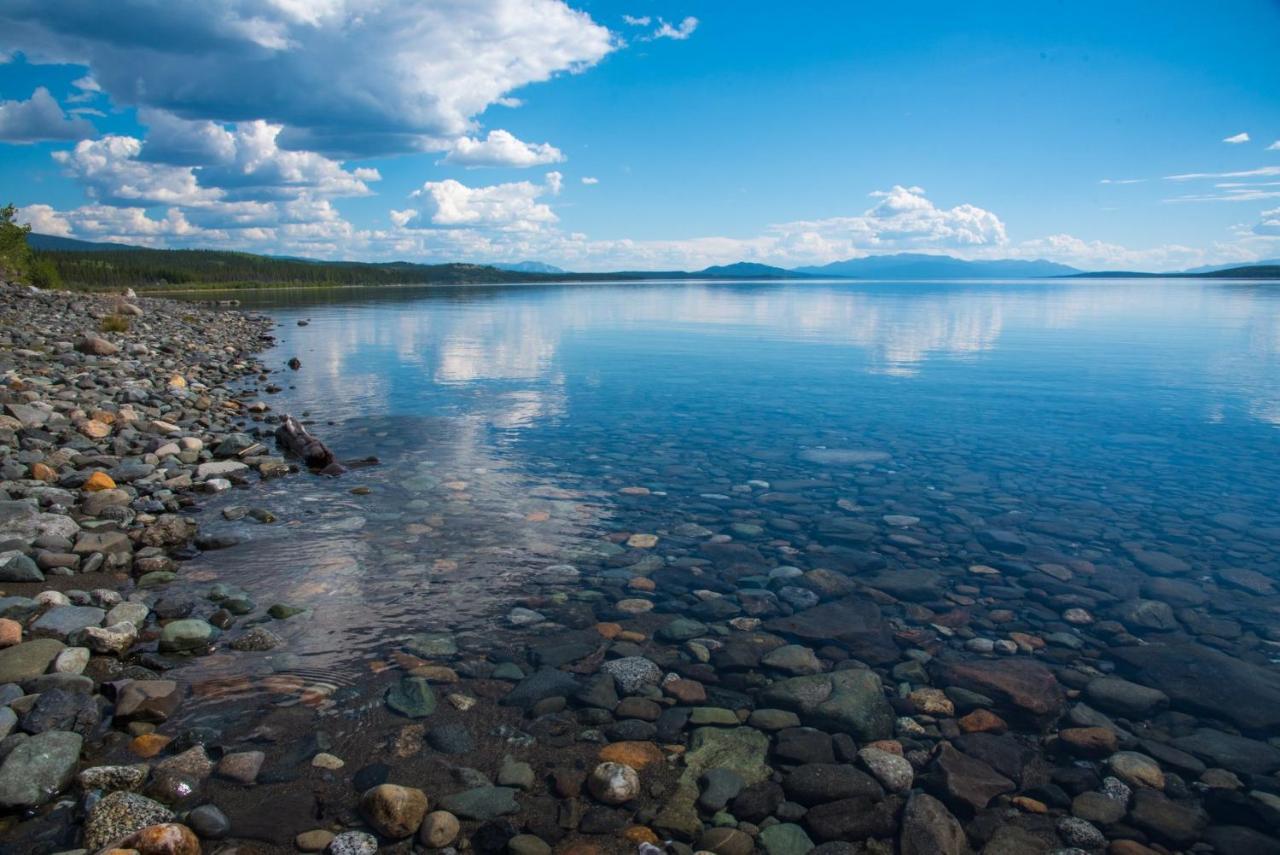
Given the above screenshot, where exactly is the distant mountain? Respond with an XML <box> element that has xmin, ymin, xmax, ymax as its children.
<box><xmin>27</xmin><ymin>233</ymin><xmax>141</xmax><ymax>252</ymax></box>
<box><xmin>492</xmin><ymin>260</ymin><xmax>566</xmax><ymax>274</ymax></box>
<box><xmin>698</xmin><ymin>262</ymin><xmax>805</xmax><ymax>279</ymax></box>
<box><xmin>1179</xmin><ymin>258</ymin><xmax>1280</xmax><ymax>274</ymax></box>
<box><xmin>794</xmin><ymin>253</ymin><xmax>1081</xmax><ymax>279</ymax></box>
<box><xmin>1070</xmin><ymin>265</ymin><xmax>1280</xmax><ymax>280</ymax></box>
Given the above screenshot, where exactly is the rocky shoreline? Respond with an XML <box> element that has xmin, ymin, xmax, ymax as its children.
<box><xmin>2</xmin><ymin>279</ymin><xmax>1280</xmax><ymax>855</ymax></box>
<box><xmin>0</xmin><ymin>280</ymin><xmax>294</xmax><ymax>852</ymax></box>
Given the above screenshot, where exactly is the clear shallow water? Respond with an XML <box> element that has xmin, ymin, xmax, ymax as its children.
<box><xmin>170</xmin><ymin>279</ymin><xmax>1280</xmax><ymax>719</ymax></box>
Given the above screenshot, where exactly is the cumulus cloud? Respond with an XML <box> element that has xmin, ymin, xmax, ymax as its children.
<box><xmin>1224</xmin><ymin>132</ymin><xmax>1250</xmax><ymax>144</ymax></box>
<box><xmin>1269</xmin><ymin>140</ymin><xmax>1280</xmax><ymax>151</ymax></box>
<box><xmin>442</xmin><ymin>130</ymin><xmax>565</xmax><ymax>168</ymax></box>
<box><xmin>767</xmin><ymin>185</ymin><xmax>1008</xmax><ymax>257</ymax></box>
<box><xmin>400</xmin><ymin>172</ymin><xmax>563</xmax><ymax>230</ymax></box>
<box><xmin>381</xmin><ymin>183</ymin><xmax>1008</xmax><ymax>269</ymax></box>
<box><xmin>54</xmin><ymin>136</ymin><xmax>221</xmax><ymax>207</ymax></box>
<box><xmin>18</xmin><ymin>202</ymin><xmax>206</xmax><ymax>245</ymax></box>
<box><xmin>581</xmin><ymin>176</ymin><xmax>599</xmax><ymax>185</ymax></box>
<box><xmin>0</xmin><ymin>86</ymin><xmax>94</xmax><ymax>143</ymax></box>
<box><xmin>0</xmin><ymin>0</ymin><xmax>614</xmax><ymax>157</ymax></box>
<box><xmin>55</xmin><ymin>122</ymin><xmax>378</xmax><ymax>209</ymax></box>
<box><xmin>650</xmin><ymin>16</ymin><xmax>699</xmax><ymax>40</ymax></box>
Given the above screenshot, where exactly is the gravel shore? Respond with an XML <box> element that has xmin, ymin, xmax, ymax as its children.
<box><xmin>0</xmin><ymin>280</ymin><xmax>293</xmax><ymax>850</ymax></box>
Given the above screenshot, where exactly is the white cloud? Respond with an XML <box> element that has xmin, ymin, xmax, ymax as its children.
<box><xmin>650</xmin><ymin>16</ymin><xmax>698</xmax><ymax>40</ymax></box>
<box><xmin>54</xmin><ymin>123</ymin><xmax>378</xmax><ymax>208</ymax></box>
<box><xmin>66</xmin><ymin>74</ymin><xmax>101</xmax><ymax>103</ymax></box>
<box><xmin>53</xmin><ymin>135</ymin><xmax>220</xmax><ymax>206</ymax></box>
<box><xmin>0</xmin><ymin>0</ymin><xmax>615</xmax><ymax>157</ymax></box>
<box><xmin>138</xmin><ymin>109</ymin><xmax>237</xmax><ymax>166</ymax></box>
<box><xmin>401</xmin><ymin>172</ymin><xmax>563</xmax><ymax>230</ymax></box>
<box><xmin>1166</xmin><ymin>166</ymin><xmax>1280</xmax><ymax>181</ymax></box>
<box><xmin>767</xmin><ymin>185</ymin><xmax>1008</xmax><ymax>257</ymax></box>
<box><xmin>442</xmin><ymin>130</ymin><xmax>565</xmax><ymax>168</ymax></box>
<box><xmin>18</xmin><ymin>203</ymin><xmax>206</xmax><ymax>245</ymax></box>
<box><xmin>1269</xmin><ymin>140</ymin><xmax>1280</xmax><ymax>151</ymax></box>
<box><xmin>1099</xmin><ymin>178</ymin><xmax>1144</xmax><ymax>185</ymax></box>
<box><xmin>201</xmin><ymin>120</ymin><xmax>380</xmax><ymax>200</ymax></box>
<box><xmin>1224</xmin><ymin>132</ymin><xmax>1250</xmax><ymax>144</ymax></box>
<box><xmin>581</xmin><ymin>176</ymin><xmax>599</xmax><ymax>185</ymax></box>
<box><xmin>1255</xmin><ymin>207</ymin><xmax>1280</xmax><ymax>237</ymax></box>
<box><xmin>622</xmin><ymin>15</ymin><xmax>651</xmax><ymax>26</ymax></box>
<box><xmin>0</xmin><ymin>86</ymin><xmax>94</xmax><ymax>143</ymax></box>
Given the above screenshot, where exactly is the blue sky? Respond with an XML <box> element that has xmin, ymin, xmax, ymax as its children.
<box><xmin>1</xmin><ymin>0</ymin><xmax>1278</xmax><ymax>271</ymax></box>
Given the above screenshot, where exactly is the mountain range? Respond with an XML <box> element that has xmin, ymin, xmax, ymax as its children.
<box><xmin>793</xmin><ymin>253</ymin><xmax>1080</xmax><ymax>279</ymax></box>
<box><xmin>20</xmin><ymin>234</ymin><xmax>1280</xmax><ymax>284</ymax></box>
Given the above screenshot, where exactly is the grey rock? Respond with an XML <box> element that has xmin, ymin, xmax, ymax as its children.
<box><xmin>0</xmin><ymin>729</ymin><xmax>83</xmax><ymax>808</ymax></box>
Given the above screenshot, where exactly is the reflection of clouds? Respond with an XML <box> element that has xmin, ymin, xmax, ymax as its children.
<box><xmin>272</xmin><ymin>280</ymin><xmax>1280</xmax><ymax>428</ymax></box>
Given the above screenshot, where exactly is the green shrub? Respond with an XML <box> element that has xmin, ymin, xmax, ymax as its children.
<box><xmin>29</xmin><ymin>255</ymin><xmax>62</xmax><ymax>289</ymax></box>
<box><xmin>100</xmin><ymin>315</ymin><xmax>130</xmax><ymax>333</ymax></box>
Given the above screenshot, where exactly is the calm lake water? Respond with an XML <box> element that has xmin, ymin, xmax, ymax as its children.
<box><xmin>167</xmin><ymin>279</ymin><xmax>1280</xmax><ymax>724</ymax></box>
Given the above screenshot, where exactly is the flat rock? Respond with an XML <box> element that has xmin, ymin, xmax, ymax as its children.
<box><xmin>0</xmin><ymin>729</ymin><xmax>83</xmax><ymax>808</ymax></box>
<box><xmin>761</xmin><ymin>596</ymin><xmax>900</xmax><ymax>665</ymax></box>
<box><xmin>932</xmin><ymin>657</ymin><xmax>1064</xmax><ymax>726</ymax></box>
<box><xmin>758</xmin><ymin>668</ymin><xmax>894</xmax><ymax>741</ymax></box>
<box><xmin>899</xmin><ymin>792</ymin><xmax>969</xmax><ymax>855</ymax></box>
<box><xmin>499</xmin><ymin>668</ymin><xmax>579</xmax><ymax>708</ymax></box>
<box><xmin>932</xmin><ymin>743</ymin><xmax>1014</xmax><ymax>810</ymax></box>
<box><xmin>0</xmin><ymin>638</ymin><xmax>64</xmax><ymax>683</ymax></box>
<box><xmin>30</xmin><ymin>605</ymin><xmax>104</xmax><ymax>641</ymax></box>
<box><xmin>1170</xmin><ymin>728</ymin><xmax>1280</xmax><ymax>776</ymax></box>
<box><xmin>1111</xmin><ymin>643</ymin><xmax>1280</xmax><ymax>732</ymax></box>
<box><xmin>437</xmin><ymin>785</ymin><xmax>519</xmax><ymax>820</ymax></box>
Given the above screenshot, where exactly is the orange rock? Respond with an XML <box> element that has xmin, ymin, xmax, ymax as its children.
<box><xmin>598</xmin><ymin>741</ymin><xmax>665</xmax><ymax>770</ymax></box>
<box><xmin>957</xmin><ymin>709</ymin><xmax>1008</xmax><ymax>734</ymax></box>
<box><xmin>1108</xmin><ymin>841</ymin><xmax>1162</xmax><ymax>855</ymax></box>
<box><xmin>81</xmin><ymin>420</ymin><xmax>112</xmax><ymax>439</ymax></box>
<box><xmin>30</xmin><ymin>462</ymin><xmax>57</xmax><ymax>482</ymax></box>
<box><xmin>90</xmin><ymin>410</ymin><xmax>117</xmax><ymax>425</ymax></box>
<box><xmin>622</xmin><ymin>826</ymin><xmax>660</xmax><ymax>845</ymax></box>
<box><xmin>0</xmin><ymin>619</ymin><xmax>21</xmax><ymax>648</ymax></box>
<box><xmin>628</xmin><ymin>577</ymin><xmax>656</xmax><ymax>592</ymax></box>
<box><xmin>594</xmin><ymin>622</ymin><xmax>623</xmax><ymax>639</ymax></box>
<box><xmin>555</xmin><ymin>841</ymin><xmax>601</xmax><ymax>855</ymax></box>
<box><xmin>617</xmin><ymin>630</ymin><xmax>646</xmax><ymax>643</ymax></box>
<box><xmin>663</xmin><ymin>678</ymin><xmax>707</xmax><ymax>704</ymax></box>
<box><xmin>1012</xmin><ymin>796</ymin><xmax>1048</xmax><ymax>813</ymax></box>
<box><xmin>121</xmin><ymin>822</ymin><xmax>201</xmax><ymax>855</ymax></box>
<box><xmin>865</xmin><ymin>739</ymin><xmax>904</xmax><ymax>756</ymax></box>
<box><xmin>1009</xmin><ymin>631</ymin><xmax>1045</xmax><ymax>651</ymax></box>
<box><xmin>1058</xmin><ymin>726</ymin><xmax>1119</xmax><ymax>757</ymax></box>
<box><xmin>167</xmin><ymin>375</ymin><xmax>187</xmax><ymax>389</ymax></box>
<box><xmin>129</xmin><ymin>733</ymin><xmax>172</xmax><ymax>758</ymax></box>
<box><xmin>84</xmin><ymin>470</ymin><xmax>117</xmax><ymax>492</ymax></box>
<box><xmin>408</xmin><ymin>665</ymin><xmax>459</xmax><ymax>683</ymax></box>
<box><xmin>525</xmin><ymin>511</ymin><xmax>551</xmax><ymax>522</ymax></box>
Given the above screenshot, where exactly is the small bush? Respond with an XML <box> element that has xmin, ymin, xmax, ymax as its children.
<box><xmin>100</xmin><ymin>315</ymin><xmax>130</xmax><ymax>333</ymax></box>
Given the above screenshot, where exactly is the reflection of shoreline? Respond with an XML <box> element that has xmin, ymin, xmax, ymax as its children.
<box><xmin>277</xmin><ymin>280</ymin><xmax>1280</xmax><ymax>426</ymax></box>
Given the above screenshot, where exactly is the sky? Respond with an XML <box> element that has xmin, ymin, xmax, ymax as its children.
<box><xmin>1</xmin><ymin>0</ymin><xmax>1278</xmax><ymax>272</ymax></box>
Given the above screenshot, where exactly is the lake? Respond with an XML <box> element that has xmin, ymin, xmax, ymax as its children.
<box><xmin>153</xmin><ymin>278</ymin><xmax>1280</xmax><ymax>847</ymax></box>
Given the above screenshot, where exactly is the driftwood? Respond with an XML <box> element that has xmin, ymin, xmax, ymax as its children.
<box><xmin>275</xmin><ymin>414</ymin><xmax>346</xmax><ymax>475</ymax></box>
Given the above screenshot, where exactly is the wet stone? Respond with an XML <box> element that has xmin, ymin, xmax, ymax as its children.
<box><xmin>84</xmin><ymin>790</ymin><xmax>175</xmax><ymax>850</ymax></box>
